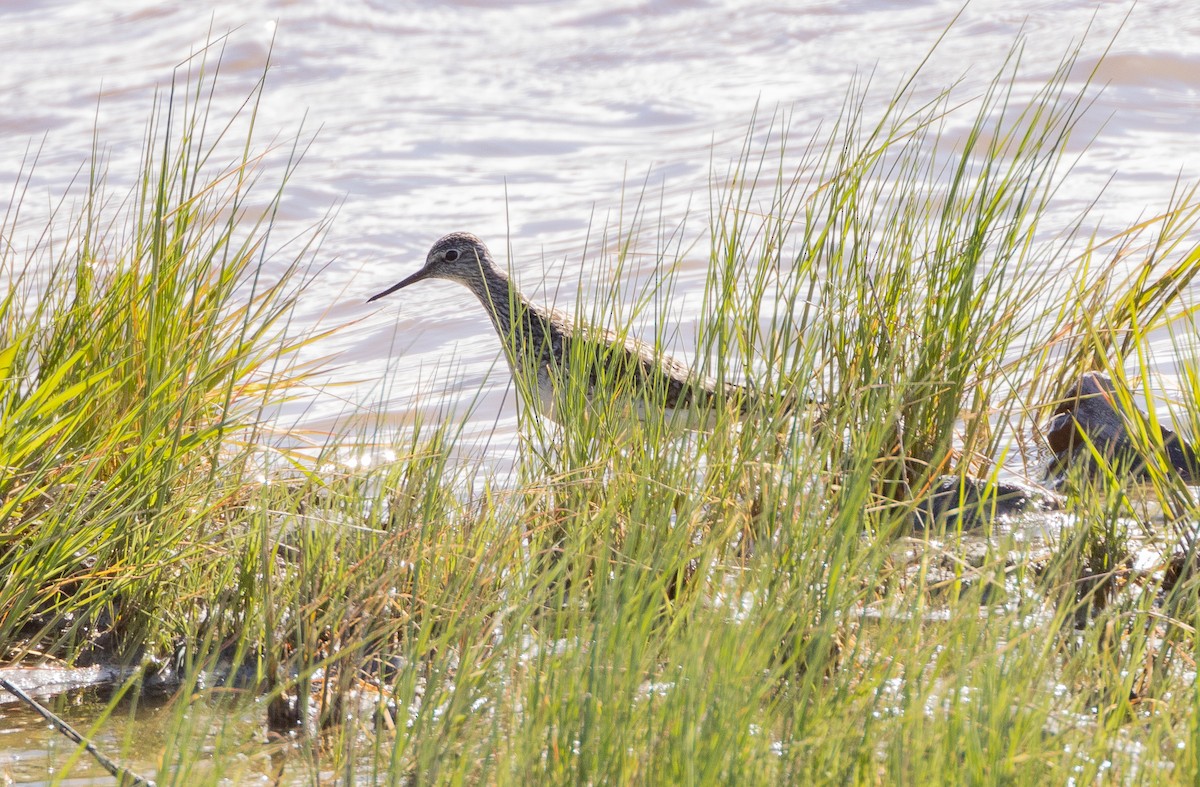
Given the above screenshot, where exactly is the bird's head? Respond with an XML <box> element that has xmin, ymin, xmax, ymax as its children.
<box><xmin>368</xmin><ymin>232</ymin><xmax>494</xmax><ymax>303</ymax></box>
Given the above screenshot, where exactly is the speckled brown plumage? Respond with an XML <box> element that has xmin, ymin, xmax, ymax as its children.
<box><xmin>369</xmin><ymin>232</ymin><xmax>751</xmax><ymax>424</ymax></box>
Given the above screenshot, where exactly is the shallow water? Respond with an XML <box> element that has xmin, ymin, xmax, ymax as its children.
<box><xmin>2</xmin><ymin>1</ymin><xmax>1199</xmax><ymax>477</ymax></box>
<box><xmin>0</xmin><ymin>682</ymin><xmax>295</xmax><ymax>785</ymax></box>
<box><xmin>0</xmin><ymin>687</ymin><xmax>170</xmax><ymax>785</ymax></box>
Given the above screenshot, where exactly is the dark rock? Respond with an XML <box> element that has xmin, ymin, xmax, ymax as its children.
<box><xmin>912</xmin><ymin>474</ymin><xmax>1061</xmax><ymax>531</ymax></box>
<box><xmin>1044</xmin><ymin>372</ymin><xmax>1200</xmax><ymax>486</ymax></box>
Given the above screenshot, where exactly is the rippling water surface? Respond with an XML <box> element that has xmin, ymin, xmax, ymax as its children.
<box><xmin>2</xmin><ymin>0</ymin><xmax>1199</xmax><ymax>469</ymax></box>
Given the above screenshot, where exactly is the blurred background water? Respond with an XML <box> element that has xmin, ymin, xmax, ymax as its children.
<box><xmin>1</xmin><ymin>0</ymin><xmax>1198</xmax><ymax>471</ymax></box>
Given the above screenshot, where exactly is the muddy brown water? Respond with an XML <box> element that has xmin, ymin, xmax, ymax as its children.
<box><xmin>2</xmin><ymin>0</ymin><xmax>1200</xmax><ymax>781</ymax></box>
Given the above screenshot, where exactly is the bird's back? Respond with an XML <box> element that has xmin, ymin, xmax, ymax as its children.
<box><xmin>509</xmin><ymin>305</ymin><xmax>750</xmax><ymax>425</ymax></box>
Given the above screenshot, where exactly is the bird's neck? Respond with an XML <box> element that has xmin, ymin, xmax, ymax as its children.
<box><xmin>465</xmin><ymin>261</ymin><xmax>556</xmax><ymax>350</ymax></box>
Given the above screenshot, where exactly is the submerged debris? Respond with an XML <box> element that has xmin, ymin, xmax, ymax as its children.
<box><xmin>912</xmin><ymin>475</ymin><xmax>1060</xmax><ymax>531</ymax></box>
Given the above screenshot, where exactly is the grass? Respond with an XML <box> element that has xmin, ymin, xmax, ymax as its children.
<box><xmin>3</xmin><ymin>31</ymin><xmax>1200</xmax><ymax>786</ymax></box>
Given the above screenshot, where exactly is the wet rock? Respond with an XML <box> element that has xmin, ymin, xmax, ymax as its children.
<box><xmin>912</xmin><ymin>474</ymin><xmax>1061</xmax><ymax>531</ymax></box>
<box><xmin>1044</xmin><ymin>372</ymin><xmax>1200</xmax><ymax>486</ymax></box>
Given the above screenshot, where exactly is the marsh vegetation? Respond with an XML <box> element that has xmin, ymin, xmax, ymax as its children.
<box><xmin>3</xmin><ymin>37</ymin><xmax>1200</xmax><ymax>784</ymax></box>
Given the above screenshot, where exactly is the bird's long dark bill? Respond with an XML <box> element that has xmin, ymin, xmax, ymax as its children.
<box><xmin>367</xmin><ymin>268</ymin><xmax>430</xmax><ymax>303</ymax></box>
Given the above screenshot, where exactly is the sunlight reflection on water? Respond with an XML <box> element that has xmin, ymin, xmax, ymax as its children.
<box><xmin>1</xmin><ymin>0</ymin><xmax>1198</xmax><ymax>472</ymax></box>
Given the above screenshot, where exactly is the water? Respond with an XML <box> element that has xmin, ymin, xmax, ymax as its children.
<box><xmin>2</xmin><ymin>1</ymin><xmax>1198</xmax><ymax>472</ymax></box>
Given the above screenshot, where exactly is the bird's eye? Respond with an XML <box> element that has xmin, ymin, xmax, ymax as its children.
<box><xmin>444</xmin><ymin>249</ymin><xmax>460</xmax><ymax>262</ymax></box>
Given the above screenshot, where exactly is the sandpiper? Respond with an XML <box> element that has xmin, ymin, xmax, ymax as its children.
<box><xmin>368</xmin><ymin>232</ymin><xmax>754</xmax><ymax>426</ymax></box>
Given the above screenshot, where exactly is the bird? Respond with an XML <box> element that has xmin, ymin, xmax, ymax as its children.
<box><xmin>368</xmin><ymin>232</ymin><xmax>758</xmax><ymax>428</ymax></box>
